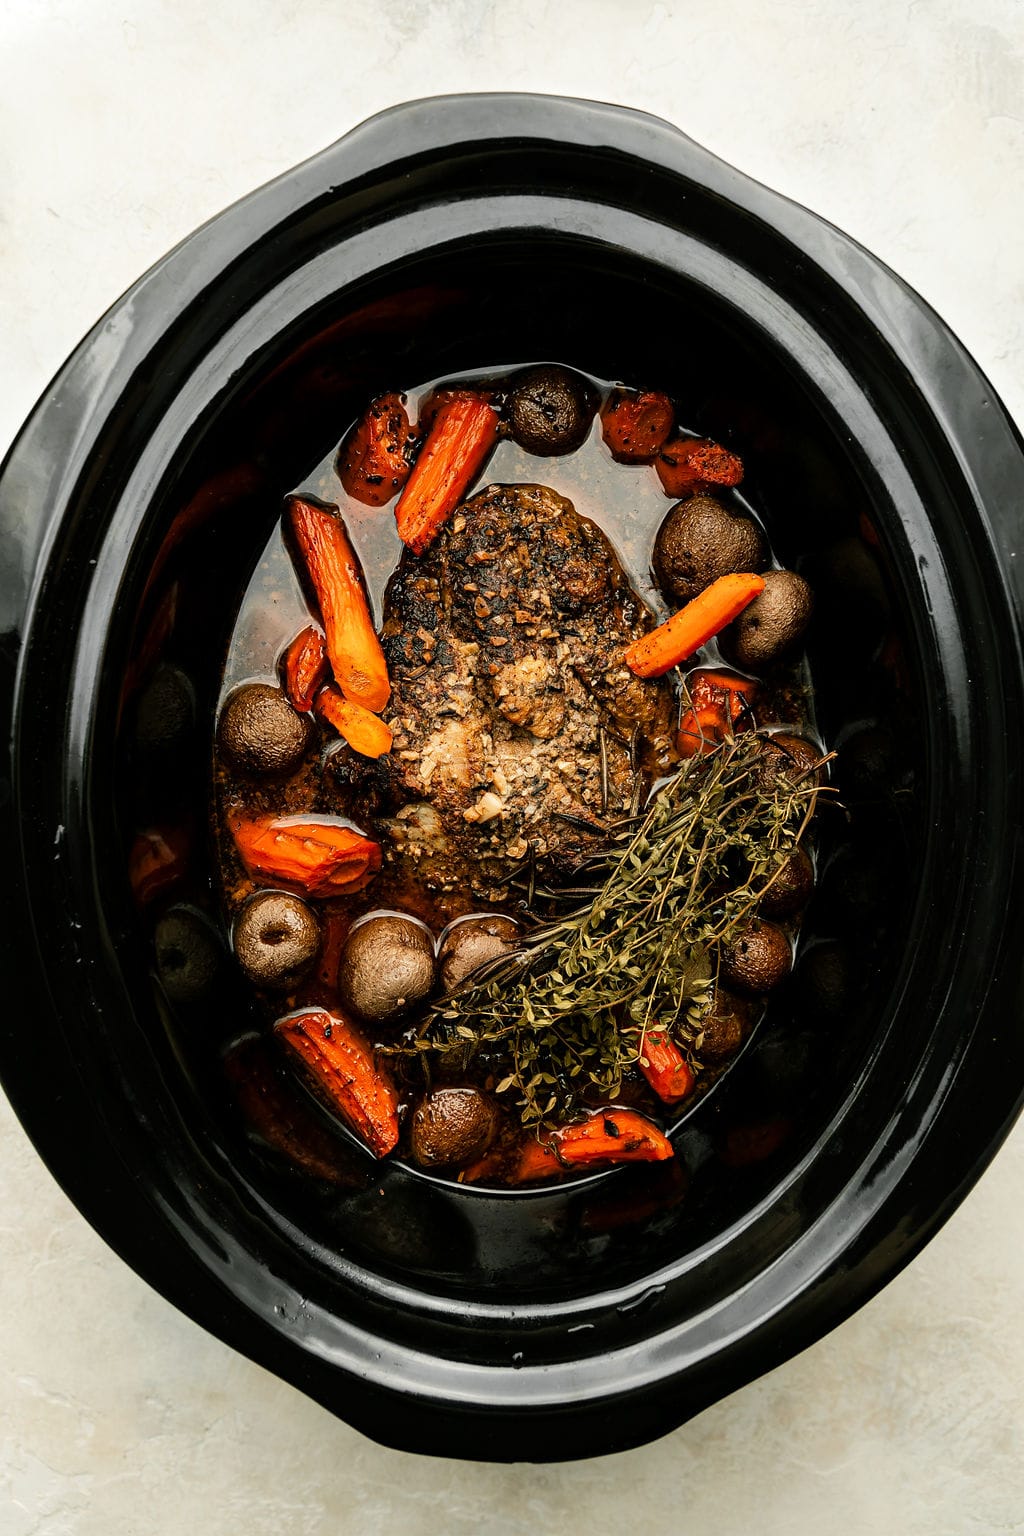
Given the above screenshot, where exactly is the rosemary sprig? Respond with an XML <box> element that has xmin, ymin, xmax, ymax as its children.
<box><xmin>395</xmin><ymin>734</ymin><xmax>821</xmax><ymax>1129</ymax></box>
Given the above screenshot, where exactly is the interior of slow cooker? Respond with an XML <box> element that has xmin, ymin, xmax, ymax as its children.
<box><xmin>114</xmin><ymin>240</ymin><xmax>921</xmax><ymax>1306</ymax></box>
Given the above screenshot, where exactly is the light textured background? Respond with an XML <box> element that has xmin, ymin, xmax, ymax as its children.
<box><xmin>2</xmin><ymin>2</ymin><xmax>1023</xmax><ymax>1532</ymax></box>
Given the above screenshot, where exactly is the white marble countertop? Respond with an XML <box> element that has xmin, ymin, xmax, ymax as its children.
<box><xmin>2</xmin><ymin>2</ymin><xmax>1023</xmax><ymax>1531</ymax></box>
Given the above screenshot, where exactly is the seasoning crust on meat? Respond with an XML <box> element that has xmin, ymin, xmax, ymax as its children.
<box><xmin>376</xmin><ymin>482</ymin><xmax>676</xmax><ymax>904</ymax></box>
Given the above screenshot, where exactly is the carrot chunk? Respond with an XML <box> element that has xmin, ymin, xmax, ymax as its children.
<box><xmin>274</xmin><ymin>1008</ymin><xmax>399</xmax><ymax>1157</ymax></box>
<box><xmin>638</xmin><ymin>1032</ymin><xmax>695</xmax><ymax>1104</ymax></box>
<box><xmin>315</xmin><ymin>683</ymin><xmax>393</xmax><ymax>759</ymax></box>
<box><xmin>464</xmin><ymin>1109</ymin><xmax>674</xmax><ymax>1184</ymax></box>
<box><xmin>676</xmin><ymin>668</ymin><xmax>758</xmax><ymax>758</ymax></box>
<box><xmin>231</xmin><ymin>814</ymin><xmax>381</xmax><ymax>898</ymax></box>
<box><xmin>656</xmin><ymin>436</ymin><xmax>745</xmax><ymax>498</ymax></box>
<box><xmin>600</xmin><ymin>388</ymin><xmax>675</xmax><ymax>463</ymax></box>
<box><xmin>285</xmin><ymin>496</ymin><xmax>390</xmax><ymax>712</ymax></box>
<box><xmin>281</xmin><ymin>625</ymin><xmax>329</xmax><ymax>712</ymax></box>
<box><xmin>395</xmin><ymin>395</ymin><xmax>500</xmax><ymax>555</ymax></box>
<box><xmin>337</xmin><ymin>392</ymin><xmax>416</xmax><ymax>508</ymax></box>
<box><xmin>625</xmin><ymin>573</ymin><xmax>766</xmax><ymax>678</ymax></box>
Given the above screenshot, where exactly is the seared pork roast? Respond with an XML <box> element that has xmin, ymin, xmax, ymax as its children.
<box><xmin>370</xmin><ymin>482</ymin><xmax>676</xmax><ymax>905</ymax></box>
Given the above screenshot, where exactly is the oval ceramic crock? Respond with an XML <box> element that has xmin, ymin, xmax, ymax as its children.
<box><xmin>1</xmin><ymin>94</ymin><xmax>1023</xmax><ymax>1462</ymax></box>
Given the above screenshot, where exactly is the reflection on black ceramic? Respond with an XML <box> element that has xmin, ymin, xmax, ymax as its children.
<box><xmin>1</xmin><ymin>95</ymin><xmax>1024</xmax><ymax>1462</ymax></box>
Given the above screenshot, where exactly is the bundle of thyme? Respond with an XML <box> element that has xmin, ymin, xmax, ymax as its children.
<box><xmin>399</xmin><ymin>734</ymin><xmax>821</xmax><ymax>1129</ymax></box>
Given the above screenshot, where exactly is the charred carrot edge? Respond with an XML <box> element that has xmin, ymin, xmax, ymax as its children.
<box><xmin>274</xmin><ymin>1008</ymin><xmax>399</xmax><ymax>1158</ymax></box>
<box><xmin>677</xmin><ymin>670</ymin><xmax>759</xmax><ymax>757</ymax></box>
<box><xmin>600</xmin><ymin>388</ymin><xmax>675</xmax><ymax>464</ymax></box>
<box><xmin>281</xmin><ymin>625</ymin><xmax>329</xmax><ymax>712</ymax></box>
<box><xmin>638</xmin><ymin>1033</ymin><xmax>695</xmax><ymax>1104</ymax></box>
<box><xmin>464</xmin><ymin>1109</ymin><xmax>674</xmax><ymax>1184</ymax></box>
<box><xmin>395</xmin><ymin>395</ymin><xmax>500</xmax><ymax>555</ymax></box>
<box><xmin>656</xmin><ymin>435</ymin><xmax>745</xmax><ymax>497</ymax></box>
<box><xmin>625</xmin><ymin>573</ymin><xmax>766</xmax><ymax>678</ymax></box>
<box><xmin>286</xmin><ymin>496</ymin><xmax>390</xmax><ymax>712</ymax></box>
<box><xmin>315</xmin><ymin>684</ymin><xmax>393</xmax><ymax>759</ymax></box>
<box><xmin>129</xmin><ymin>825</ymin><xmax>190</xmax><ymax>905</ymax></box>
<box><xmin>231</xmin><ymin>814</ymin><xmax>381</xmax><ymax>899</ymax></box>
<box><xmin>416</xmin><ymin>384</ymin><xmax>500</xmax><ymax>437</ymax></box>
<box><xmin>337</xmin><ymin>392</ymin><xmax>415</xmax><ymax>508</ymax></box>
<box><xmin>314</xmin><ymin>908</ymin><xmax>351</xmax><ymax>995</ymax></box>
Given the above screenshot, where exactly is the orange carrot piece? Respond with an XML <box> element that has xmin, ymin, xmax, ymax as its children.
<box><xmin>416</xmin><ymin>384</ymin><xmax>500</xmax><ymax>437</ymax></box>
<box><xmin>600</xmin><ymin>388</ymin><xmax>675</xmax><ymax>464</ymax></box>
<box><xmin>285</xmin><ymin>496</ymin><xmax>390</xmax><ymax>712</ymax></box>
<box><xmin>395</xmin><ymin>395</ymin><xmax>500</xmax><ymax>555</ymax></box>
<box><xmin>231</xmin><ymin>814</ymin><xmax>381</xmax><ymax>898</ymax></box>
<box><xmin>676</xmin><ymin>668</ymin><xmax>758</xmax><ymax>758</ymax></box>
<box><xmin>337</xmin><ymin>392</ymin><xmax>416</xmax><ymax>508</ymax></box>
<box><xmin>638</xmin><ymin>1033</ymin><xmax>695</xmax><ymax>1104</ymax></box>
<box><xmin>274</xmin><ymin>1008</ymin><xmax>399</xmax><ymax>1157</ymax></box>
<box><xmin>128</xmin><ymin>824</ymin><xmax>190</xmax><ymax>906</ymax></box>
<box><xmin>314</xmin><ymin>908</ymin><xmax>351</xmax><ymax>995</ymax></box>
<box><xmin>677</xmin><ymin>705</ymin><xmax>732</xmax><ymax>759</ymax></box>
<box><xmin>281</xmin><ymin>625</ymin><xmax>329</xmax><ymax>712</ymax></box>
<box><xmin>625</xmin><ymin>573</ymin><xmax>766</xmax><ymax>678</ymax></box>
<box><xmin>315</xmin><ymin>684</ymin><xmax>392</xmax><ymax>759</ymax></box>
<box><xmin>464</xmin><ymin>1109</ymin><xmax>673</xmax><ymax>1184</ymax></box>
<box><xmin>656</xmin><ymin>436</ymin><xmax>745</xmax><ymax>498</ymax></box>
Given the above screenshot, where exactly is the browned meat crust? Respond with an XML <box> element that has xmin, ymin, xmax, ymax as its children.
<box><xmin>371</xmin><ymin>482</ymin><xmax>676</xmax><ymax>905</ymax></box>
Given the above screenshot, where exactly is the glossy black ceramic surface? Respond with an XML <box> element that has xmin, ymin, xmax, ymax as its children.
<box><xmin>2</xmin><ymin>94</ymin><xmax>1023</xmax><ymax>1462</ymax></box>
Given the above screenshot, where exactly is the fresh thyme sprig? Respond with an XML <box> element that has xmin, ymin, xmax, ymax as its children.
<box><xmin>395</xmin><ymin>734</ymin><xmax>823</xmax><ymax>1129</ymax></box>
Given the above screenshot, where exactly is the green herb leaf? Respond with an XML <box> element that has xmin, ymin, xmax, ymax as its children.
<box><xmin>387</xmin><ymin>735</ymin><xmax>821</xmax><ymax>1129</ymax></box>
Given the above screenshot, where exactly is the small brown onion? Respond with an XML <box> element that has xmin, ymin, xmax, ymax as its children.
<box><xmin>338</xmin><ymin>914</ymin><xmax>436</xmax><ymax>1025</ymax></box>
<box><xmin>234</xmin><ymin>891</ymin><xmax>320</xmax><ymax>991</ymax></box>
<box><xmin>720</xmin><ymin>569</ymin><xmax>813</xmax><ymax>670</ymax></box>
<box><xmin>720</xmin><ymin>918</ymin><xmax>792</xmax><ymax>995</ymax></box>
<box><xmin>506</xmin><ymin>365</ymin><xmax>597</xmax><ymax>456</ymax></box>
<box><xmin>438</xmin><ymin>914</ymin><xmax>518</xmax><ymax>992</ymax></box>
<box><xmin>699</xmin><ymin>985</ymin><xmax>753</xmax><ymax>1064</ymax></box>
<box><xmin>410</xmin><ymin>1088</ymin><xmax>497</xmax><ymax>1169</ymax></box>
<box><xmin>756</xmin><ymin>733</ymin><xmax>826</xmax><ymax>792</ymax></box>
<box><xmin>154</xmin><ymin>907</ymin><xmax>220</xmax><ymax>1003</ymax></box>
<box><xmin>218</xmin><ymin>683</ymin><xmax>311</xmax><ymax>777</ymax></box>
